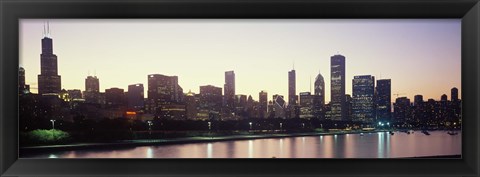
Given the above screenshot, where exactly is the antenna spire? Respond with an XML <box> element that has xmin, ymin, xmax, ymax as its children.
<box><xmin>47</xmin><ymin>21</ymin><xmax>50</xmax><ymax>37</ymax></box>
<box><xmin>43</xmin><ymin>21</ymin><xmax>46</xmax><ymax>37</ymax></box>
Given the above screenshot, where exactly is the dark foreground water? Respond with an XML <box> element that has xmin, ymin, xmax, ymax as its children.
<box><xmin>30</xmin><ymin>130</ymin><xmax>461</xmax><ymax>158</ymax></box>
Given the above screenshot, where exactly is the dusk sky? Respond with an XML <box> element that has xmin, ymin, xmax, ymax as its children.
<box><xmin>19</xmin><ymin>19</ymin><xmax>461</xmax><ymax>102</ymax></box>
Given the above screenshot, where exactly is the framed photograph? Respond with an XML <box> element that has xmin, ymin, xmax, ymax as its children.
<box><xmin>1</xmin><ymin>0</ymin><xmax>479</xmax><ymax>176</ymax></box>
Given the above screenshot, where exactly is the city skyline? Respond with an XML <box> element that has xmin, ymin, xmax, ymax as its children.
<box><xmin>20</xmin><ymin>19</ymin><xmax>461</xmax><ymax>102</ymax></box>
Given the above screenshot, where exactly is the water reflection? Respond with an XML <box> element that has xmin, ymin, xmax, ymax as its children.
<box><xmin>146</xmin><ymin>147</ymin><xmax>153</xmax><ymax>158</ymax></box>
<box><xmin>207</xmin><ymin>143</ymin><xmax>212</xmax><ymax>158</ymax></box>
<box><xmin>248</xmin><ymin>140</ymin><xmax>253</xmax><ymax>158</ymax></box>
<box><xmin>377</xmin><ymin>132</ymin><xmax>384</xmax><ymax>158</ymax></box>
<box><xmin>279</xmin><ymin>139</ymin><xmax>284</xmax><ymax>157</ymax></box>
<box><xmin>322</xmin><ymin>135</ymin><xmax>334</xmax><ymax>158</ymax></box>
<box><xmin>28</xmin><ymin>131</ymin><xmax>461</xmax><ymax>158</ymax></box>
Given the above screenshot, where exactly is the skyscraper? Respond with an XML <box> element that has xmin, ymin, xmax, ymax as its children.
<box><xmin>345</xmin><ymin>94</ymin><xmax>352</xmax><ymax>121</ymax></box>
<box><xmin>441</xmin><ymin>94</ymin><xmax>448</xmax><ymax>101</ymax></box>
<box><xmin>413</xmin><ymin>95</ymin><xmax>425</xmax><ymax>123</ymax></box>
<box><xmin>185</xmin><ymin>90</ymin><xmax>198</xmax><ymax>120</ymax></box>
<box><xmin>314</xmin><ymin>72</ymin><xmax>325</xmax><ymax>119</ymax></box>
<box><xmin>314</xmin><ymin>72</ymin><xmax>325</xmax><ymax>105</ymax></box>
<box><xmin>451</xmin><ymin>87</ymin><xmax>458</xmax><ymax>102</ymax></box>
<box><xmin>393</xmin><ymin>97</ymin><xmax>411</xmax><ymax>123</ymax></box>
<box><xmin>352</xmin><ymin>75</ymin><xmax>375</xmax><ymax>123</ymax></box>
<box><xmin>105</xmin><ymin>87</ymin><xmax>126</xmax><ymax>109</ymax></box>
<box><xmin>286</xmin><ymin>69</ymin><xmax>298</xmax><ymax>118</ymax></box>
<box><xmin>299</xmin><ymin>92</ymin><xmax>314</xmax><ymax>119</ymax></box>
<box><xmin>85</xmin><ymin>76</ymin><xmax>99</xmax><ymax>92</ymax></box>
<box><xmin>147</xmin><ymin>74</ymin><xmax>184</xmax><ymax>116</ymax></box>
<box><xmin>199</xmin><ymin>85</ymin><xmax>223</xmax><ymax>120</ymax></box>
<box><xmin>19</xmin><ymin>67</ymin><xmax>25</xmax><ymax>94</ymax></box>
<box><xmin>273</xmin><ymin>94</ymin><xmax>286</xmax><ymax>118</ymax></box>
<box><xmin>246</xmin><ymin>95</ymin><xmax>256</xmax><ymax>118</ymax></box>
<box><xmin>127</xmin><ymin>84</ymin><xmax>144</xmax><ymax>110</ymax></box>
<box><xmin>424</xmin><ymin>99</ymin><xmax>437</xmax><ymax>123</ymax></box>
<box><xmin>84</xmin><ymin>76</ymin><xmax>100</xmax><ymax>103</ymax></box>
<box><xmin>376</xmin><ymin>79</ymin><xmax>391</xmax><ymax>122</ymax></box>
<box><xmin>37</xmin><ymin>28</ymin><xmax>61</xmax><ymax>95</ymax></box>
<box><xmin>288</xmin><ymin>69</ymin><xmax>297</xmax><ymax>106</ymax></box>
<box><xmin>259</xmin><ymin>91</ymin><xmax>268</xmax><ymax>118</ymax></box>
<box><xmin>235</xmin><ymin>94</ymin><xmax>248</xmax><ymax>117</ymax></box>
<box><xmin>330</xmin><ymin>54</ymin><xmax>346</xmax><ymax>121</ymax></box>
<box><xmin>19</xmin><ymin>67</ymin><xmax>30</xmax><ymax>94</ymax></box>
<box><xmin>414</xmin><ymin>95</ymin><xmax>424</xmax><ymax>106</ymax></box>
<box><xmin>224</xmin><ymin>71</ymin><xmax>235</xmax><ymax>117</ymax></box>
<box><xmin>450</xmin><ymin>87</ymin><xmax>461</xmax><ymax>123</ymax></box>
<box><xmin>440</xmin><ymin>94</ymin><xmax>449</xmax><ymax>122</ymax></box>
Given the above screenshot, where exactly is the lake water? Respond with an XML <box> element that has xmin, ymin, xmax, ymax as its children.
<box><xmin>33</xmin><ymin>130</ymin><xmax>461</xmax><ymax>158</ymax></box>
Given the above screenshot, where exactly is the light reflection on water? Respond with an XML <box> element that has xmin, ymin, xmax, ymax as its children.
<box><xmin>146</xmin><ymin>147</ymin><xmax>153</xmax><ymax>158</ymax></box>
<box><xmin>32</xmin><ymin>131</ymin><xmax>460</xmax><ymax>158</ymax></box>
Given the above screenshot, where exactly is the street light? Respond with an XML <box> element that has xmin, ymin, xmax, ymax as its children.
<box><xmin>50</xmin><ymin>119</ymin><xmax>56</xmax><ymax>130</ymax></box>
<box><xmin>249</xmin><ymin>122</ymin><xmax>252</xmax><ymax>130</ymax></box>
<box><xmin>280</xmin><ymin>123</ymin><xmax>283</xmax><ymax>130</ymax></box>
<box><xmin>302</xmin><ymin>123</ymin><xmax>305</xmax><ymax>129</ymax></box>
<box><xmin>208</xmin><ymin>121</ymin><xmax>212</xmax><ymax>139</ymax></box>
<box><xmin>147</xmin><ymin>120</ymin><xmax>153</xmax><ymax>131</ymax></box>
<box><xmin>147</xmin><ymin>120</ymin><xmax>153</xmax><ymax>130</ymax></box>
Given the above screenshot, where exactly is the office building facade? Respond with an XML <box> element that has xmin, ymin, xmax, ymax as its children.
<box><xmin>330</xmin><ymin>54</ymin><xmax>346</xmax><ymax>120</ymax></box>
<box><xmin>352</xmin><ymin>75</ymin><xmax>375</xmax><ymax>123</ymax></box>
<box><xmin>376</xmin><ymin>79</ymin><xmax>391</xmax><ymax>122</ymax></box>
<box><xmin>224</xmin><ymin>71</ymin><xmax>236</xmax><ymax>117</ymax></box>
<box><xmin>127</xmin><ymin>84</ymin><xmax>144</xmax><ymax>110</ymax></box>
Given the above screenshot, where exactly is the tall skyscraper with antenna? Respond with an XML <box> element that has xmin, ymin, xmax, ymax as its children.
<box><xmin>288</xmin><ymin>65</ymin><xmax>299</xmax><ymax>118</ymax></box>
<box><xmin>288</xmin><ymin>67</ymin><xmax>297</xmax><ymax>106</ymax></box>
<box><xmin>38</xmin><ymin>22</ymin><xmax>61</xmax><ymax>95</ymax></box>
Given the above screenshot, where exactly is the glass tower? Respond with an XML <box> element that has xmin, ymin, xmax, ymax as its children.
<box><xmin>330</xmin><ymin>54</ymin><xmax>346</xmax><ymax>120</ymax></box>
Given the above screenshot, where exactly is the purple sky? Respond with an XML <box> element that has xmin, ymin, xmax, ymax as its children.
<box><xmin>20</xmin><ymin>19</ymin><xmax>461</xmax><ymax>102</ymax></box>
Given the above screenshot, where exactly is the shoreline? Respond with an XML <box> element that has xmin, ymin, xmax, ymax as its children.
<box><xmin>20</xmin><ymin>130</ymin><xmax>459</xmax><ymax>157</ymax></box>
<box><xmin>20</xmin><ymin>130</ymin><xmax>385</xmax><ymax>156</ymax></box>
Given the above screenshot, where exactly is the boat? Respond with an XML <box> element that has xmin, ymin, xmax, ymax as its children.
<box><xmin>421</xmin><ymin>130</ymin><xmax>430</xmax><ymax>135</ymax></box>
<box><xmin>447</xmin><ymin>131</ymin><xmax>458</xmax><ymax>135</ymax></box>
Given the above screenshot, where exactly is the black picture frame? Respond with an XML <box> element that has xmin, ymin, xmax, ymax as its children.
<box><xmin>1</xmin><ymin>0</ymin><xmax>479</xmax><ymax>176</ymax></box>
